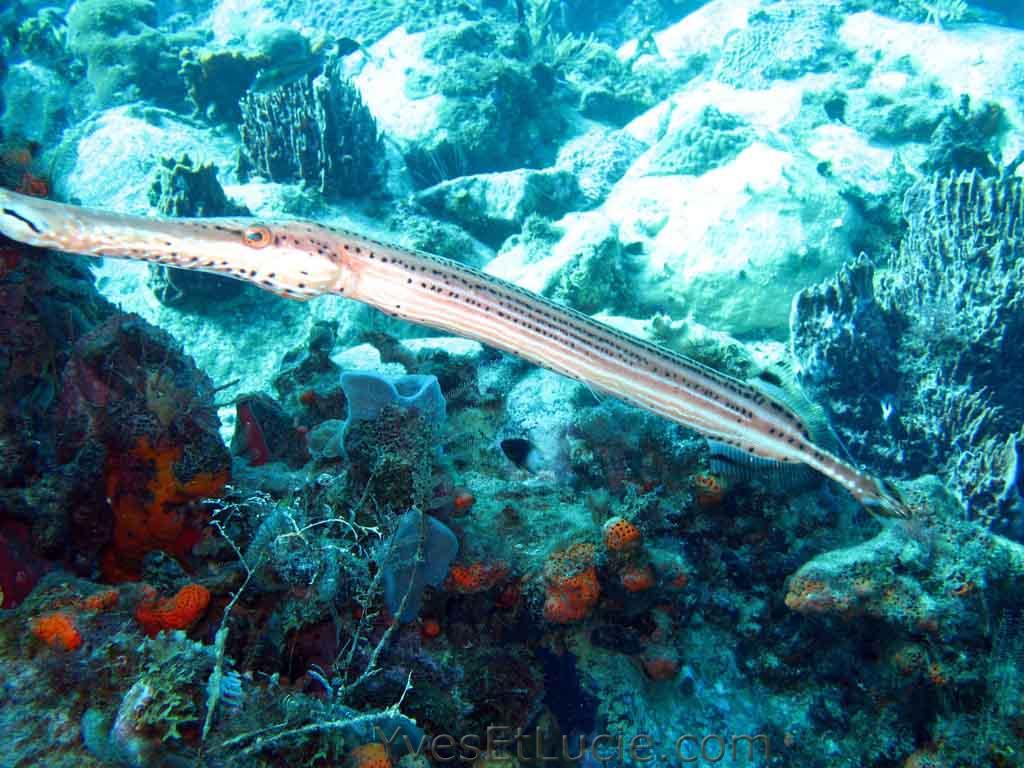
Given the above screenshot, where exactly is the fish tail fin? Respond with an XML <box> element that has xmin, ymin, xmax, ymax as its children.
<box><xmin>854</xmin><ymin>475</ymin><xmax>912</xmax><ymax>518</ymax></box>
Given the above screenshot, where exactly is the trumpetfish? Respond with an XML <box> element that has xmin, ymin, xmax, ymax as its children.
<box><xmin>0</xmin><ymin>187</ymin><xmax>908</xmax><ymax>517</ymax></box>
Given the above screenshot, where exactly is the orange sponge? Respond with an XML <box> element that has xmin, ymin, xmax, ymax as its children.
<box><xmin>693</xmin><ymin>473</ymin><xmax>727</xmax><ymax>507</ymax></box>
<box><xmin>103</xmin><ymin>437</ymin><xmax>229</xmax><ymax>582</ymax></box>
<box><xmin>135</xmin><ymin>583</ymin><xmax>211</xmax><ymax>637</ymax></box>
<box><xmin>348</xmin><ymin>743</ymin><xmax>391</xmax><ymax>768</ymax></box>
<box><xmin>620</xmin><ymin>563</ymin><xmax>655</xmax><ymax>593</ymax></box>
<box><xmin>603</xmin><ymin>517</ymin><xmax>642</xmax><ymax>552</ymax></box>
<box><xmin>30</xmin><ymin>612</ymin><xmax>83</xmax><ymax>651</ymax></box>
<box><xmin>544</xmin><ymin>566</ymin><xmax>601</xmax><ymax>624</ymax></box>
<box><xmin>445</xmin><ymin>562</ymin><xmax>509</xmax><ymax>593</ymax></box>
<box><xmin>83</xmin><ymin>589</ymin><xmax>120</xmax><ymax>612</ymax></box>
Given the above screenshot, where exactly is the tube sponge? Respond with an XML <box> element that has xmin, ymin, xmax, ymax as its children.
<box><xmin>238</xmin><ymin>60</ymin><xmax>385</xmax><ymax>199</ymax></box>
<box><xmin>380</xmin><ymin>509</ymin><xmax>458</xmax><ymax>623</ymax></box>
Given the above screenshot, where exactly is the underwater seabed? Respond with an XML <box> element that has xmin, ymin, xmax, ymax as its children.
<box><xmin>2</xmin><ymin>0</ymin><xmax>1024</xmax><ymax>766</ymax></box>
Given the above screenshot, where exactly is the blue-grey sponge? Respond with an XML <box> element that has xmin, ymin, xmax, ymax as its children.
<box><xmin>381</xmin><ymin>508</ymin><xmax>458</xmax><ymax>623</ymax></box>
<box><xmin>341</xmin><ymin>371</ymin><xmax>447</xmax><ymax>426</ymax></box>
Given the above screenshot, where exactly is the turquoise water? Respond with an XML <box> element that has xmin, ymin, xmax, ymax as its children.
<box><xmin>0</xmin><ymin>0</ymin><xmax>1022</xmax><ymax>766</ymax></box>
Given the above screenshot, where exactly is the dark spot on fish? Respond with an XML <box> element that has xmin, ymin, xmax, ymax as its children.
<box><xmin>2</xmin><ymin>208</ymin><xmax>41</xmax><ymax>234</ymax></box>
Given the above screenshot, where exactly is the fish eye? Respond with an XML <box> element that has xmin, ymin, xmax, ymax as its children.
<box><xmin>243</xmin><ymin>225</ymin><xmax>273</xmax><ymax>249</ymax></box>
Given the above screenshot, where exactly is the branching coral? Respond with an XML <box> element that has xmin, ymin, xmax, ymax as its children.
<box><xmin>522</xmin><ymin>0</ymin><xmax>656</xmax><ymax>124</ymax></box>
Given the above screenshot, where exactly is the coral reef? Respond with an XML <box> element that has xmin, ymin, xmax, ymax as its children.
<box><xmin>55</xmin><ymin>314</ymin><xmax>230</xmax><ymax>580</ymax></box>
<box><xmin>646</xmin><ymin>106</ymin><xmax>754</xmax><ymax>177</ymax></box>
<box><xmin>66</xmin><ymin>0</ymin><xmax>203</xmax><ymax>108</ymax></box>
<box><xmin>786</xmin><ymin>476</ymin><xmax>1023</xmax><ymax>639</ymax></box>
<box><xmin>416</xmin><ymin>168</ymin><xmax>580</xmax><ymax>246</ymax></box>
<box><xmin>522</xmin><ymin>3</ymin><xmax>663</xmax><ymax>125</ymax></box>
<box><xmin>3</xmin><ymin>2</ymin><xmax>1024</xmax><ymax>767</ymax></box>
<box><xmin>404</xmin><ymin>19</ymin><xmax>567</xmax><ymax>186</ymax></box>
<box><xmin>555</xmin><ymin>127</ymin><xmax>646</xmax><ymax>208</ymax></box>
<box><xmin>792</xmin><ymin>170</ymin><xmax>1024</xmax><ymax>527</ymax></box>
<box><xmin>713</xmin><ymin>0</ymin><xmax>842</xmax><ymax>88</ymax></box>
<box><xmin>782</xmin><ymin>477</ymin><xmax>1024</xmax><ymax>760</ymax></box>
<box><xmin>239</xmin><ymin>59</ymin><xmax>386</xmax><ymax>199</ymax></box>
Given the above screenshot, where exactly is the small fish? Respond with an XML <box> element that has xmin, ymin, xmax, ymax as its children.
<box><xmin>0</xmin><ymin>188</ymin><xmax>909</xmax><ymax>517</ymax></box>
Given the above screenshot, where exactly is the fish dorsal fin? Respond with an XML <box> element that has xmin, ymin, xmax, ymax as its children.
<box><xmin>748</xmin><ymin>362</ymin><xmax>834</xmax><ymax>450</ymax></box>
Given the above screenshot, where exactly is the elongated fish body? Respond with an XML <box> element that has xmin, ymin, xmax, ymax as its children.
<box><xmin>0</xmin><ymin>188</ymin><xmax>908</xmax><ymax>517</ymax></box>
